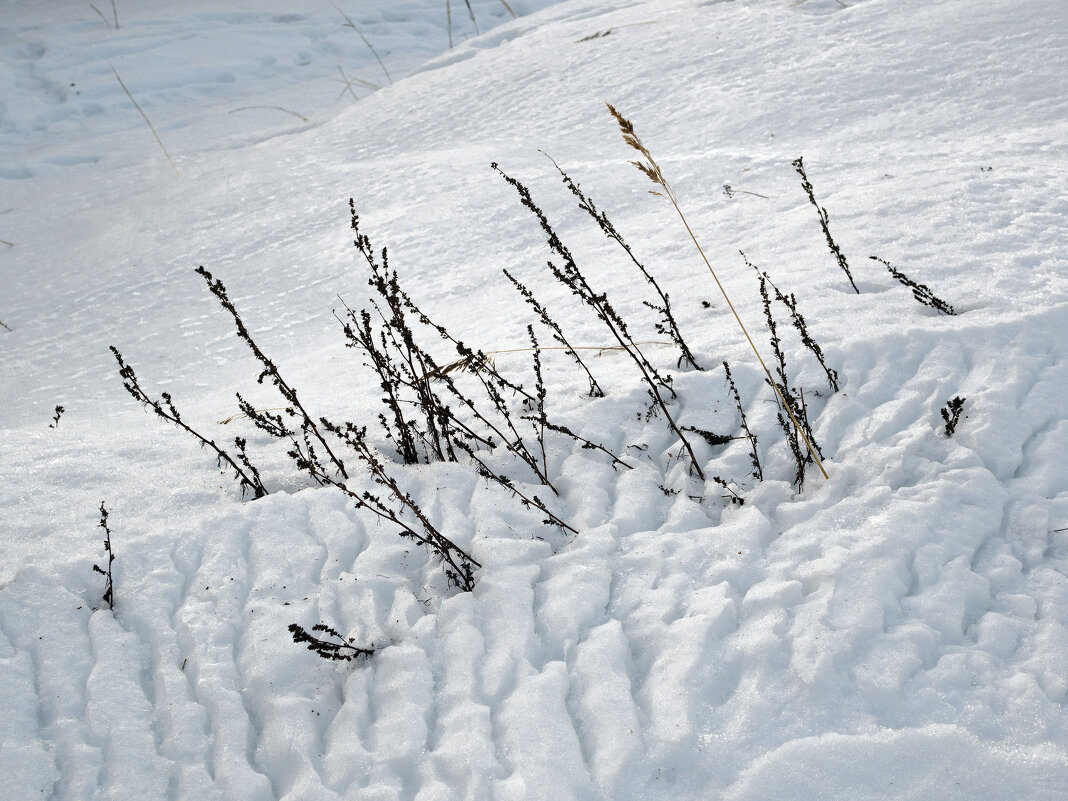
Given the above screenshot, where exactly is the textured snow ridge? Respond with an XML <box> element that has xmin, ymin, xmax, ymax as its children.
<box><xmin>2</xmin><ymin>0</ymin><xmax>1067</xmax><ymax>799</ymax></box>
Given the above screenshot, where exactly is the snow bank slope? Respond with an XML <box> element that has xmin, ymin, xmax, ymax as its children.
<box><xmin>1</xmin><ymin>0</ymin><xmax>1067</xmax><ymax>799</ymax></box>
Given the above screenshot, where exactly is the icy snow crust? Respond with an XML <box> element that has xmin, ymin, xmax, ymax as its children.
<box><xmin>2</xmin><ymin>0</ymin><xmax>1067</xmax><ymax>798</ymax></box>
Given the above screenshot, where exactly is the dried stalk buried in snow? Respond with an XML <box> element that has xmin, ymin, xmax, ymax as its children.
<box><xmin>870</xmin><ymin>256</ymin><xmax>956</xmax><ymax>316</ymax></box>
<box><xmin>335</xmin><ymin>4</ymin><xmax>392</xmax><ymax>85</ymax></box>
<box><xmin>109</xmin><ymin>62</ymin><xmax>178</xmax><ymax>177</ymax></box>
<box><xmin>93</xmin><ymin>501</ymin><xmax>116</xmax><ymax>609</ymax></box>
<box><xmin>793</xmin><ymin>156</ymin><xmax>858</xmax><ymax>293</ymax></box>
<box><xmin>606</xmin><ymin>102</ymin><xmax>828</xmax><ymax>481</ymax></box>
<box><xmin>229</xmin><ymin>106</ymin><xmax>308</xmax><ymax>122</ymax></box>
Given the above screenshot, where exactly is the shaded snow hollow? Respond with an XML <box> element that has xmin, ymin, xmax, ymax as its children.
<box><xmin>1</xmin><ymin>0</ymin><xmax>1067</xmax><ymax>799</ymax></box>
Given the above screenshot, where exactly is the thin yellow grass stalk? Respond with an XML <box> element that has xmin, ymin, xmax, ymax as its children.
<box><xmin>109</xmin><ymin>63</ymin><xmax>179</xmax><ymax>177</ymax></box>
<box><xmin>335</xmin><ymin>4</ymin><xmax>392</xmax><ymax>85</ymax></box>
<box><xmin>606</xmin><ymin>103</ymin><xmax>828</xmax><ymax>480</ymax></box>
<box><xmin>229</xmin><ymin>106</ymin><xmax>308</xmax><ymax>121</ymax></box>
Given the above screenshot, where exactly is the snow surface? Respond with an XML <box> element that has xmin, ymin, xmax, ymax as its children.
<box><xmin>2</xmin><ymin>0</ymin><xmax>1067</xmax><ymax>799</ymax></box>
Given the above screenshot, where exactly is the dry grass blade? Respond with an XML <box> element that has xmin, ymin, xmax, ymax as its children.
<box><xmin>422</xmin><ymin>342</ymin><xmax>672</xmax><ymax>381</ymax></box>
<box><xmin>109</xmin><ymin>63</ymin><xmax>179</xmax><ymax>177</ymax></box>
<box><xmin>218</xmin><ymin>406</ymin><xmax>289</xmax><ymax>425</ymax></box>
<box><xmin>0</xmin><ymin>319</ymin><xmax>12</xmax><ymax>332</ymax></box>
<box><xmin>334</xmin><ymin>4</ymin><xmax>392</xmax><ymax>85</ymax></box>
<box><xmin>0</xmin><ymin>239</ymin><xmax>13</xmax><ymax>247</ymax></box>
<box><xmin>229</xmin><ymin>105</ymin><xmax>309</xmax><ymax>121</ymax></box>
<box><xmin>498</xmin><ymin>0</ymin><xmax>516</xmax><ymax>17</ymax></box>
<box><xmin>89</xmin><ymin>4</ymin><xmax>112</xmax><ymax>28</ymax></box>
<box><xmin>463</xmin><ymin>0</ymin><xmax>480</xmax><ymax>34</ymax></box>
<box><xmin>607</xmin><ymin>102</ymin><xmax>828</xmax><ymax>481</ymax></box>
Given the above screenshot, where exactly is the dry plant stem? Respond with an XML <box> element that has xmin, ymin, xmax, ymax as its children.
<box><xmin>543</xmin><ymin>152</ymin><xmax>701</xmax><ymax>371</ymax></box>
<box><xmin>502</xmin><ymin>267</ymin><xmax>606</xmax><ymax>397</ymax></box>
<box><xmin>0</xmin><ymin>319</ymin><xmax>11</xmax><ymax>331</ymax></box>
<box><xmin>110</xmin><ymin>63</ymin><xmax>178</xmax><ymax>177</ymax></box>
<box><xmin>334</xmin><ymin>65</ymin><xmax>379</xmax><ymax>99</ymax></box>
<box><xmin>90</xmin><ymin>5</ymin><xmax>111</xmax><ymax>28</ymax></box>
<box><xmin>334</xmin><ymin>4</ymin><xmax>392</xmax><ymax>85</ymax></box>
<box><xmin>494</xmin><ymin>163</ymin><xmax>702</xmax><ymax>478</ymax></box>
<box><xmin>289</xmin><ymin>623</ymin><xmax>374</xmax><ymax>661</ymax></box>
<box><xmin>110</xmin><ymin>346</ymin><xmax>269</xmax><ymax>498</ymax></box>
<box><xmin>446</xmin><ymin>1</ymin><xmax>453</xmax><ymax>48</ymax></box>
<box><xmin>870</xmin><ymin>256</ymin><xmax>956</xmax><ymax>315</ymax></box>
<box><xmin>0</xmin><ymin>239</ymin><xmax>13</xmax><ymax>247</ymax></box>
<box><xmin>229</xmin><ymin>106</ymin><xmax>308</xmax><ymax>121</ymax></box>
<box><xmin>607</xmin><ymin>103</ymin><xmax>828</xmax><ymax>480</ymax></box>
<box><xmin>195</xmin><ymin>266</ymin><xmax>349</xmax><ymax>479</ymax></box>
<box><xmin>463</xmin><ymin>0</ymin><xmax>479</xmax><ymax>33</ymax></box>
<box><xmin>94</xmin><ymin>501</ymin><xmax>115</xmax><ymax>609</ymax></box>
<box><xmin>793</xmin><ymin>156</ymin><xmax>858</xmax><ymax>293</ymax></box>
<box><xmin>675</xmin><ymin>202</ymin><xmax>828</xmax><ymax>479</ymax></box>
<box><xmin>498</xmin><ymin>0</ymin><xmax>516</xmax><ymax>18</ymax></box>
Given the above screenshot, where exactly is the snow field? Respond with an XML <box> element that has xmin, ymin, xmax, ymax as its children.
<box><xmin>2</xmin><ymin>0</ymin><xmax>1068</xmax><ymax>799</ymax></box>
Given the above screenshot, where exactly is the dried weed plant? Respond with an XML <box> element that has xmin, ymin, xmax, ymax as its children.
<box><xmin>606</xmin><ymin>103</ymin><xmax>828</xmax><ymax>481</ymax></box>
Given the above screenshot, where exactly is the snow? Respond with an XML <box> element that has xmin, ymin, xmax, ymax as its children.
<box><xmin>2</xmin><ymin>0</ymin><xmax>1067</xmax><ymax>799</ymax></box>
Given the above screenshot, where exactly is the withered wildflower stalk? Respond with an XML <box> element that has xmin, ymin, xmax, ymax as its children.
<box><xmin>607</xmin><ymin>103</ymin><xmax>828</xmax><ymax>481</ymax></box>
<box><xmin>870</xmin><ymin>256</ymin><xmax>956</xmax><ymax>316</ymax></box>
<box><xmin>342</xmin><ymin>204</ymin><xmax>588</xmax><ymax>533</ymax></box>
<box><xmin>723</xmin><ymin>361</ymin><xmax>762</xmax><ymax>480</ymax></box>
<box><xmin>544</xmin><ymin>152</ymin><xmax>702</xmax><ymax>371</ymax></box>
<box><xmin>793</xmin><ymin>156</ymin><xmax>858</xmax><ymax>293</ymax></box>
<box><xmin>503</xmin><ymin>268</ymin><xmax>605</xmax><ymax>397</ymax></box>
<box><xmin>94</xmin><ymin>501</ymin><xmax>115</xmax><ymax>609</ymax></box>
<box><xmin>110</xmin><ymin>346</ymin><xmax>268</xmax><ymax>499</ymax></box>
<box><xmin>49</xmin><ymin>405</ymin><xmax>65</xmax><ymax>429</ymax></box>
<box><xmin>748</xmin><ymin>257</ymin><xmax>839</xmax><ymax>393</ymax></box>
<box><xmin>750</xmin><ymin>254</ymin><xmax>824</xmax><ymax>492</ymax></box>
<box><xmin>288</xmin><ymin>623</ymin><xmax>374</xmax><ymax>661</ymax></box>
<box><xmin>493</xmin><ymin>162</ymin><xmax>704</xmax><ymax>479</ymax></box>
<box><xmin>311</xmin><ymin>416</ymin><xmax>481</xmax><ymax>591</ymax></box>
<box><xmin>195</xmin><ymin>266</ymin><xmax>350</xmax><ymax>481</ymax></box>
<box><xmin>941</xmin><ymin>396</ymin><xmax>966</xmax><ymax>437</ymax></box>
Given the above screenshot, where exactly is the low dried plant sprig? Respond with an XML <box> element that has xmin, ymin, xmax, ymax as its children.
<box><xmin>793</xmin><ymin>156</ymin><xmax>858</xmax><ymax>293</ymax></box>
<box><xmin>871</xmin><ymin>256</ymin><xmax>956</xmax><ymax>316</ymax></box>
<box><xmin>94</xmin><ymin>501</ymin><xmax>116</xmax><ymax>609</ymax></box>
<box><xmin>941</xmin><ymin>396</ymin><xmax>966</xmax><ymax>436</ymax></box>
<box><xmin>195</xmin><ymin>266</ymin><xmax>349</xmax><ymax>481</ymax></box>
<box><xmin>503</xmin><ymin>267</ymin><xmax>605</xmax><ymax>397</ymax></box>
<box><xmin>110</xmin><ymin>346</ymin><xmax>268</xmax><ymax>499</ymax></box>
<box><xmin>723</xmin><ymin>361</ymin><xmax>762</xmax><ymax>480</ymax></box>
<box><xmin>289</xmin><ymin>623</ymin><xmax>374</xmax><ymax>661</ymax></box>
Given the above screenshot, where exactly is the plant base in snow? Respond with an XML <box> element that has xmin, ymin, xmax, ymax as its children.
<box><xmin>288</xmin><ymin>623</ymin><xmax>374</xmax><ymax>661</ymax></box>
<box><xmin>871</xmin><ymin>256</ymin><xmax>956</xmax><ymax>315</ymax></box>
<box><xmin>110</xmin><ymin>346</ymin><xmax>268</xmax><ymax>499</ymax></box>
<box><xmin>941</xmin><ymin>396</ymin><xmax>966</xmax><ymax>436</ymax></box>
<box><xmin>93</xmin><ymin>501</ymin><xmax>115</xmax><ymax>610</ymax></box>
